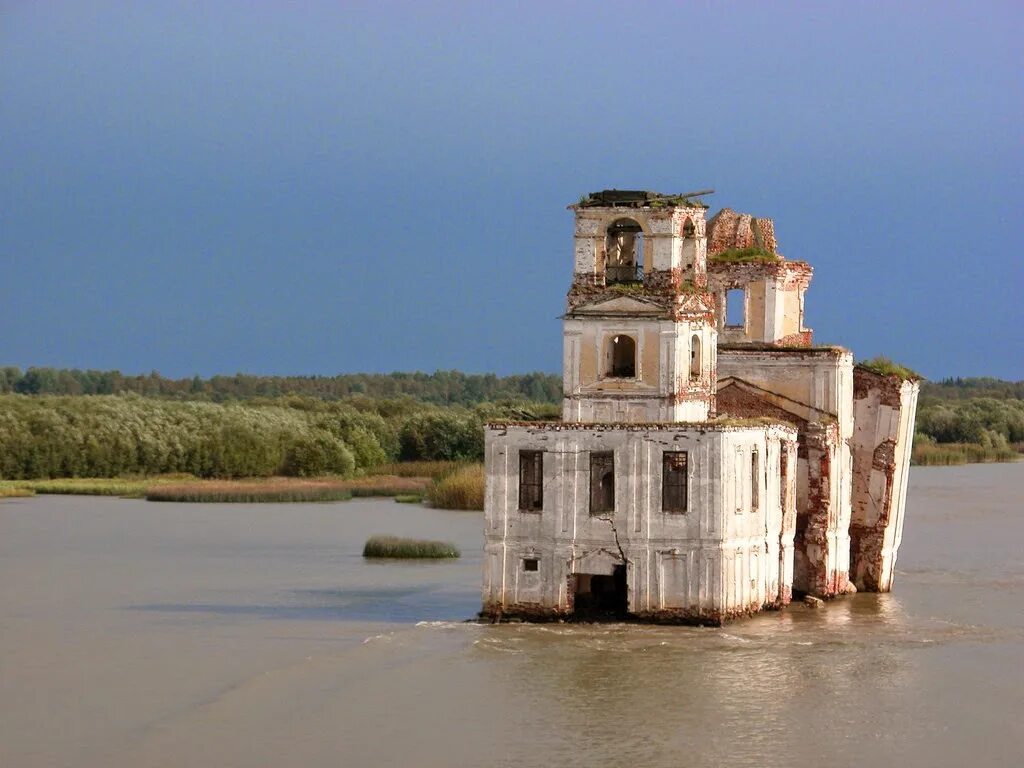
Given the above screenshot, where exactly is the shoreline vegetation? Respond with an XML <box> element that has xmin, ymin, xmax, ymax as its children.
<box><xmin>0</xmin><ymin>462</ymin><xmax>488</xmax><ymax>509</ymax></box>
<box><xmin>0</xmin><ymin>368</ymin><xmax>1020</xmax><ymax>500</ymax></box>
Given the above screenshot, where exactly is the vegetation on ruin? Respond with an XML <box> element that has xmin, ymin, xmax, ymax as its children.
<box><xmin>857</xmin><ymin>356</ymin><xmax>922</xmax><ymax>381</ymax></box>
<box><xmin>362</xmin><ymin>535</ymin><xmax>460</xmax><ymax>559</ymax></box>
<box><xmin>709</xmin><ymin>246</ymin><xmax>780</xmax><ymax>264</ymax></box>
<box><xmin>607</xmin><ymin>282</ymin><xmax>647</xmax><ymax>294</ymax></box>
<box><xmin>427</xmin><ymin>463</ymin><xmax>486</xmax><ymax>510</ymax></box>
<box><xmin>647</xmin><ymin>196</ymin><xmax>709</xmax><ymax>209</ymax></box>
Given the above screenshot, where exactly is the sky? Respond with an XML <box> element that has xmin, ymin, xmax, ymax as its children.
<box><xmin>2</xmin><ymin>1</ymin><xmax>1022</xmax><ymax>380</ymax></box>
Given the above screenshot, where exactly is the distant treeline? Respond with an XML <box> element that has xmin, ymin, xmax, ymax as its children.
<box><xmin>0</xmin><ymin>394</ymin><xmax>558</xmax><ymax>480</ymax></box>
<box><xmin>920</xmin><ymin>377</ymin><xmax>1024</xmax><ymax>401</ymax></box>
<box><xmin>0</xmin><ymin>367</ymin><xmax>563</xmax><ymax>405</ymax></box>
<box><xmin>0</xmin><ymin>367</ymin><xmax>1020</xmax><ymax>479</ymax></box>
<box><xmin>913</xmin><ymin>384</ymin><xmax>1023</xmax><ymax>464</ymax></box>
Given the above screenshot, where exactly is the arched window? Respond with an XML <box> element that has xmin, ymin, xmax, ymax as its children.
<box><xmin>689</xmin><ymin>334</ymin><xmax>701</xmax><ymax>380</ymax></box>
<box><xmin>681</xmin><ymin>216</ymin><xmax>695</xmax><ymax>238</ymax></box>
<box><xmin>605</xmin><ymin>218</ymin><xmax>643</xmax><ymax>283</ymax></box>
<box><xmin>606</xmin><ymin>334</ymin><xmax>636</xmax><ymax>378</ymax></box>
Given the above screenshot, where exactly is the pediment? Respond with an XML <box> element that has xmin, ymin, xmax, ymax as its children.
<box><xmin>678</xmin><ymin>292</ymin><xmax>716</xmax><ymax>313</ymax></box>
<box><xmin>570</xmin><ymin>295</ymin><xmax>667</xmax><ymax>316</ymax></box>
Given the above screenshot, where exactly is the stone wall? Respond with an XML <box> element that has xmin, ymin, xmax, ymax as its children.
<box><xmin>849</xmin><ymin>369</ymin><xmax>920</xmax><ymax>591</ymax></box>
<box><xmin>482</xmin><ymin>422</ymin><xmax>797</xmax><ymax>624</ymax></box>
<box><xmin>706</xmin><ymin>260</ymin><xmax>813</xmax><ymax>345</ymax></box>
<box><xmin>717</xmin><ymin>348</ymin><xmax>855</xmax><ymax>597</ymax></box>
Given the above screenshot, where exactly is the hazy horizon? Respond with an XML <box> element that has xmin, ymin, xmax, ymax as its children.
<box><xmin>3</xmin><ymin>2</ymin><xmax>1022</xmax><ymax>380</ymax></box>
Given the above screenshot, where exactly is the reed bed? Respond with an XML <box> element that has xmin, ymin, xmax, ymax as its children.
<box><xmin>375</xmin><ymin>461</ymin><xmax>463</xmax><ymax>480</ymax></box>
<box><xmin>912</xmin><ymin>442</ymin><xmax>1020</xmax><ymax>466</ymax></box>
<box><xmin>146</xmin><ymin>479</ymin><xmax>355</xmax><ymax>503</ymax></box>
<box><xmin>362</xmin><ymin>535</ymin><xmax>460</xmax><ymax>559</ymax></box>
<box><xmin>0</xmin><ymin>486</ymin><xmax>35</xmax><ymax>498</ymax></box>
<box><xmin>5</xmin><ymin>478</ymin><xmax>157</xmax><ymax>497</ymax></box>
<box><xmin>344</xmin><ymin>475</ymin><xmax>430</xmax><ymax>497</ymax></box>
<box><xmin>393</xmin><ymin>494</ymin><xmax>425</xmax><ymax>504</ymax></box>
<box><xmin>427</xmin><ymin>463</ymin><xmax>485</xmax><ymax>511</ymax></box>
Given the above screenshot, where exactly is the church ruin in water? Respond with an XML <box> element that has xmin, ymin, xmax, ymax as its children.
<box><xmin>481</xmin><ymin>189</ymin><xmax>919</xmax><ymax>624</ymax></box>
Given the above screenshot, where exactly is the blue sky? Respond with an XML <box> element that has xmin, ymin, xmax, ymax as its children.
<box><xmin>2</xmin><ymin>1</ymin><xmax>1021</xmax><ymax>380</ymax></box>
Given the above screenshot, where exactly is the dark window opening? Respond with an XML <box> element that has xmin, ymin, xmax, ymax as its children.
<box><xmin>523</xmin><ymin>558</ymin><xmax>539</xmax><ymax>572</ymax></box>
<box><xmin>689</xmin><ymin>334</ymin><xmax>701</xmax><ymax>381</ymax></box>
<box><xmin>682</xmin><ymin>217</ymin><xmax>695</xmax><ymax>238</ymax></box>
<box><xmin>662</xmin><ymin>451</ymin><xmax>689</xmax><ymax>513</ymax></box>
<box><xmin>607</xmin><ymin>335</ymin><xmax>636</xmax><ymax>378</ymax></box>
<box><xmin>590</xmin><ymin>452</ymin><xmax>615</xmax><ymax>514</ymax></box>
<box><xmin>751</xmin><ymin>450</ymin><xmax>760</xmax><ymax>513</ymax></box>
<box><xmin>726</xmin><ymin>288</ymin><xmax>746</xmax><ymax>328</ymax></box>
<box><xmin>518</xmin><ymin>450</ymin><xmax>543</xmax><ymax>511</ymax></box>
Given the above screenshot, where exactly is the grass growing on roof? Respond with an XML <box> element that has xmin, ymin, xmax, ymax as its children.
<box><xmin>709</xmin><ymin>246</ymin><xmax>780</xmax><ymax>264</ymax></box>
<box><xmin>858</xmin><ymin>356</ymin><xmax>922</xmax><ymax>381</ymax></box>
<box><xmin>362</xmin><ymin>535</ymin><xmax>460</xmax><ymax>559</ymax></box>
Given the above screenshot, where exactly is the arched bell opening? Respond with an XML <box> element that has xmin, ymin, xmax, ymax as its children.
<box><xmin>681</xmin><ymin>215</ymin><xmax>696</xmax><ymax>271</ymax></box>
<box><xmin>604</xmin><ymin>218</ymin><xmax>644</xmax><ymax>284</ymax></box>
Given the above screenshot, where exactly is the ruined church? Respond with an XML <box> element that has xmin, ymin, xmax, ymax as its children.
<box><xmin>481</xmin><ymin>190</ymin><xmax>919</xmax><ymax>624</ymax></box>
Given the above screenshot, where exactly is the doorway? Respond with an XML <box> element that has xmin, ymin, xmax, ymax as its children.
<box><xmin>572</xmin><ymin>564</ymin><xmax>628</xmax><ymax>620</ymax></box>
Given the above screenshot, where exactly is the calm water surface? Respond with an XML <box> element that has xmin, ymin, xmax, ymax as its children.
<box><xmin>1</xmin><ymin>464</ymin><xmax>1022</xmax><ymax>767</ymax></box>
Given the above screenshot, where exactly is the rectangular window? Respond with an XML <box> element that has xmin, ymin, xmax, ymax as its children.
<box><xmin>726</xmin><ymin>288</ymin><xmax>746</xmax><ymax>328</ymax></box>
<box><xmin>735</xmin><ymin>447</ymin><xmax>744</xmax><ymax>514</ymax></box>
<box><xmin>518</xmin><ymin>450</ymin><xmax>543</xmax><ymax>511</ymax></box>
<box><xmin>589</xmin><ymin>451</ymin><xmax>615</xmax><ymax>514</ymax></box>
<box><xmin>751</xmin><ymin>450</ymin><xmax>760</xmax><ymax>513</ymax></box>
<box><xmin>523</xmin><ymin>558</ymin><xmax>539</xmax><ymax>572</ymax></box>
<box><xmin>662</xmin><ymin>451</ymin><xmax>689</xmax><ymax>513</ymax></box>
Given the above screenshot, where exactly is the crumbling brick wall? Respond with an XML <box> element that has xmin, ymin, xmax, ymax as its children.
<box><xmin>706</xmin><ymin>207</ymin><xmax>778</xmax><ymax>255</ymax></box>
<box><xmin>849</xmin><ymin>368</ymin><xmax>920</xmax><ymax>591</ymax></box>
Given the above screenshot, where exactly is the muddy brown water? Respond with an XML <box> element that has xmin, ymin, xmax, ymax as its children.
<box><xmin>1</xmin><ymin>463</ymin><xmax>1022</xmax><ymax>767</ymax></box>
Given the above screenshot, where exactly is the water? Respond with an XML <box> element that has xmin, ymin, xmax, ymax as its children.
<box><xmin>1</xmin><ymin>463</ymin><xmax>1022</xmax><ymax>767</ymax></box>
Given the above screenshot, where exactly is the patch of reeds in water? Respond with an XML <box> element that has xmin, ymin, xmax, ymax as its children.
<box><xmin>4</xmin><ymin>478</ymin><xmax>158</xmax><ymax>497</ymax></box>
<box><xmin>146</xmin><ymin>479</ymin><xmax>354</xmax><ymax>503</ymax></box>
<box><xmin>912</xmin><ymin>442</ymin><xmax>1020</xmax><ymax>466</ymax></box>
<box><xmin>0</xmin><ymin>486</ymin><xmax>35</xmax><ymax>498</ymax></box>
<box><xmin>362</xmin><ymin>535</ymin><xmax>460</xmax><ymax>559</ymax></box>
<box><xmin>376</xmin><ymin>461</ymin><xmax>463</xmax><ymax>480</ymax></box>
<box><xmin>427</xmin><ymin>463</ymin><xmax>484</xmax><ymax>510</ymax></box>
<box><xmin>344</xmin><ymin>475</ymin><xmax>430</xmax><ymax>497</ymax></box>
<box><xmin>393</xmin><ymin>494</ymin><xmax>425</xmax><ymax>504</ymax></box>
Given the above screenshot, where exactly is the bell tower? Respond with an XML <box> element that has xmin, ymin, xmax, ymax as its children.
<box><xmin>562</xmin><ymin>190</ymin><xmax>718</xmax><ymax>424</ymax></box>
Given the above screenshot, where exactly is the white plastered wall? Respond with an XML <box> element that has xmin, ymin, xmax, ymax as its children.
<box><xmin>482</xmin><ymin>424</ymin><xmax>796</xmax><ymax>620</ymax></box>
